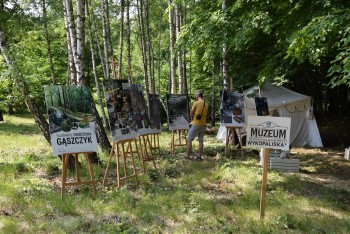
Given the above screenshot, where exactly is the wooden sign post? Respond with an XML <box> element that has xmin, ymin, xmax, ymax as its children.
<box><xmin>246</xmin><ymin>115</ymin><xmax>291</xmax><ymax>219</ymax></box>
<box><xmin>260</xmin><ymin>148</ymin><xmax>270</xmax><ymax>219</ymax></box>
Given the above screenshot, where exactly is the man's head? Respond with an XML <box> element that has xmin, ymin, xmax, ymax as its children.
<box><xmin>195</xmin><ymin>90</ymin><xmax>204</xmax><ymax>99</ymax></box>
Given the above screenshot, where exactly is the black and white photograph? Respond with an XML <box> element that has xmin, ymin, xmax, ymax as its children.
<box><xmin>166</xmin><ymin>94</ymin><xmax>189</xmax><ymax>130</ymax></box>
<box><xmin>148</xmin><ymin>93</ymin><xmax>162</xmax><ymax>133</ymax></box>
<box><xmin>255</xmin><ymin>97</ymin><xmax>269</xmax><ymax>116</ymax></box>
<box><xmin>129</xmin><ymin>84</ymin><xmax>153</xmax><ymax>135</ymax></box>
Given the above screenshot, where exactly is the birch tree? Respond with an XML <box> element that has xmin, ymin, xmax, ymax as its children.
<box><xmin>168</xmin><ymin>0</ymin><xmax>176</xmax><ymax>94</ymax></box>
<box><xmin>117</xmin><ymin>0</ymin><xmax>124</xmax><ymax>80</ymax></box>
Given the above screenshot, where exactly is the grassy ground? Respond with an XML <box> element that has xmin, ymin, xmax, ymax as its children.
<box><xmin>0</xmin><ymin>114</ymin><xmax>350</xmax><ymax>233</ymax></box>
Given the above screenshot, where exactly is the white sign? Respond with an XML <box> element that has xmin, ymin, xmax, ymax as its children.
<box><xmin>246</xmin><ymin>116</ymin><xmax>291</xmax><ymax>150</ymax></box>
<box><xmin>50</xmin><ymin>122</ymin><xmax>98</xmax><ymax>155</ymax></box>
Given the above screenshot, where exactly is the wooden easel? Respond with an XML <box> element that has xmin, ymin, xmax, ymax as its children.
<box><xmin>138</xmin><ymin>134</ymin><xmax>157</xmax><ymax>172</ymax></box>
<box><xmin>103</xmin><ymin>139</ymin><xmax>138</xmax><ymax>188</ymax></box>
<box><xmin>148</xmin><ymin>133</ymin><xmax>161</xmax><ymax>158</ymax></box>
<box><xmin>260</xmin><ymin>148</ymin><xmax>269</xmax><ymax>219</ymax></box>
<box><xmin>225</xmin><ymin>126</ymin><xmax>244</xmax><ymax>157</ymax></box>
<box><xmin>171</xmin><ymin>129</ymin><xmax>187</xmax><ymax>155</ymax></box>
<box><xmin>61</xmin><ymin>152</ymin><xmax>97</xmax><ymax>199</ymax></box>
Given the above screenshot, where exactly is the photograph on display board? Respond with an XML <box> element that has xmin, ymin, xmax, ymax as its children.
<box><xmin>166</xmin><ymin>94</ymin><xmax>189</xmax><ymax>130</ymax></box>
<box><xmin>220</xmin><ymin>90</ymin><xmax>245</xmax><ymax>127</ymax></box>
<box><xmin>148</xmin><ymin>93</ymin><xmax>161</xmax><ymax>134</ymax></box>
<box><xmin>255</xmin><ymin>97</ymin><xmax>269</xmax><ymax>116</ymax></box>
<box><xmin>103</xmin><ymin>79</ymin><xmax>137</xmax><ymax>142</ymax></box>
<box><xmin>129</xmin><ymin>84</ymin><xmax>153</xmax><ymax>135</ymax></box>
<box><xmin>44</xmin><ymin>85</ymin><xmax>98</xmax><ymax>155</ymax></box>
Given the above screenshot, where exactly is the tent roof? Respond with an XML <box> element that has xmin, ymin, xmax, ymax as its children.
<box><xmin>243</xmin><ymin>84</ymin><xmax>311</xmax><ymax>111</ymax></box>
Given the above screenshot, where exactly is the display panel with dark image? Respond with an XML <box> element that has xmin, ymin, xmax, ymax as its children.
<box><xmin>148</xmin><ymin>93</ymin><xmax>161</xmax><ymax>133</ymax></box>
<box><xmin>129</xmin><ymin>84</ymin><xmax>153</xmax><ymax>135</ymax></box>
<box><xmin>255</xmin><ymin>97</ymin><xmax>269</xmax><ymax>116</ymax></box>
<box><xmin>166</xmin><ymin>94</ymin><xmax>189</xmax><ymax>130</ymax></box>
<box><xmin>219</xmin><ymin>90</ymin><xmax>245</xmax><ymax>127</ymax></box>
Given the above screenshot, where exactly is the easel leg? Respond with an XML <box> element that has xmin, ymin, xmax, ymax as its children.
<box><xmin>146</xmin><ymin>135</ymin><xmax>156</xmax><ymax>169</ymax></box>
<box><xmin>85</xmin><ymin>153</ymin><xmax>97</xmax><ymax>197</ymax></box>
<box><xmin>103</xmin><ymin>143</ymin><xmax>114</xmax><ymax>186</ymax></box>
<box><xmin>74</xmin><ymin>154</ymin><xmax>80</xmax><ymax>182</ymax></box>
<box><xmin>237</xmin><ymin>128</ymin><xmax>243</xmax><ymax>156</ymax></box>
<box><xmin>61</xmin><ymin>154</ymin><xmax>68</xmax><ymax>199</ymax></box>
<box><xmin>138</xmin><ymin>136</ymin><xmax>146</xmax><ymax>172</ymax></box>
<box><xmin>116</xmin><ymin>143</ymin><xmax>121</xmax><ymax>188</ymax></box>
<box><xmin>171</xmin><ymin>130</ymin><xmax>175</xmax><ymax>155</ymax></box>
<box><xmin>225</xmin><ymin>128</ymin><xmax>229</xmax><ymax>157</ymax></box>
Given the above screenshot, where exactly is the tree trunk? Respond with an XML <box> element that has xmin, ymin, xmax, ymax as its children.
<box><xmin>175</xmin><ymin>3</ymin><xmax>183</xmax><ymax>93</ymax></box>
<box><xmin>100</xmin><ymin>0</ymin><xmax>110</xmax><ymax>80</ymax></box>
<box><xmin>117</xmin><ymin>0</ymin><xmax>125</xmax><ymax>80</ymax></box>
<box><xmin>64</xmin><ymin>0</ymin><xmax>78</xmax><ymax>85</ymax></box>
<box><xmin>137</xmin><ymin>0</ymin><xmax>149</xmax><ymax>90</ymax></box>
<box><xmin>63</xmin><ymin>0</ymin><xmax>76</xmax><ymax>83</ymax></box>
<box><xmin>42</xmin><ymin>0</ymin><xmax>56</xmax><ymax>84</ymax></box>
<box><xmin>92</xmin><ymin>101</ymin><xmax>111</xmax><ymax>151</ymax></box>
<box><xmin>168</xmin><ymin>0</ymin><xmax>176</xmax><ymax>94</ymax></box>
<box><xmin>144</xmin><ymin>0</ymin><xmax>154</xmax><ymax>93</ymax></box>
<box><xmin>0</xmin><ymin>30</ymin><xmax>50</xmax><ymax>143</ymax></box>
<box><xmin>126</xmin><ymin>0</ymin><xmax>132</xmax><ymax>83</ymax></box>
<box><xmin>76</xmin><ymin>0</ymin><xmax>86</xmax><ymax>85</ymax></box>
<box><xmin>222</xmin><ymin>0</ymin><xmax>229</xmax><ymax>90</ymax></box>
<box><xmin>91</xmin><ymin>6</ymin><xmax>107</xmax><ymax>80</ymax></box>
<box><xmin>86</xmin><ymin>0</ymin><xmax>109</xmax><ymax>128</ymax></box>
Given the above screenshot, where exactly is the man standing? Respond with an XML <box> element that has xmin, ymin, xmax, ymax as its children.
<box><xmin>186</xmin><ymin>90</ymin><xmax>208</xmax><ymax>160</ymax></box>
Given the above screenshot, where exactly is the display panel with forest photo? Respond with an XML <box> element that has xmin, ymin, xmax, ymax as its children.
<box><xmin>43</xmin><ymin>85</ymin><xmax>98</xmax><ymax>155</ymax></box>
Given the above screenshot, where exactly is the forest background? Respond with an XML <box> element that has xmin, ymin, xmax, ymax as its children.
<box><xmin>0</xmin><ymin>0</ymin><xmax>350</xmax><ymax>149</ymax></box>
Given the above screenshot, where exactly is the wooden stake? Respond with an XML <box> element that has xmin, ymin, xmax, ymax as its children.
<box><xmin>260</xmin><ymin>148</ymin><xmax>270</xmax><ymax>219</ymax></box>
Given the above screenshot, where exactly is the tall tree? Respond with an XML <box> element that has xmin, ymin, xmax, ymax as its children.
<box><xmin>137</xmin><ymin>0</ymin><xmax>149</xmax><ymax>91</ymax></box>
<box><xmin>117</xmin><ymin>0</ymin><xmax>125</xmax><ymax>80</ymax></box>
<box><xmin>42</xmin><ymin>0</ymin><xmax>56</xmax><ymax>84</ymax></box>
<box><xmin>86</xmin><ymin>0</ymin><xmax>109</xmax><ymax>127</ymax></box>
<box><xmin>0</xmin><ymin>29</ymin><xmax>50</xmax><ymax>143</ymax></box>
<box><xmin>168</xmin><ymin>0</ymin><xmax>176</xmax><ymax>93</ymax></box>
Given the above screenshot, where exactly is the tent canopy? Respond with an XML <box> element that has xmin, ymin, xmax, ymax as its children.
<box><xmin>243</xmin><ymin>83</ymin><xmax>323</xmax><ymax>147</ymax></box>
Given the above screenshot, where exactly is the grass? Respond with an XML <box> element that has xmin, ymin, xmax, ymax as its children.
<box><xmin>1</xmin><ymin>114</ymin><xmax>350</xmax><ymax>233</ymax></box>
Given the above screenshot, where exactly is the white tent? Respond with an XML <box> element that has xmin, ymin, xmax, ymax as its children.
<box><xmin>243</xmin><ymin>83</ymin><xmax>323</xmax><ymax>147</ymax></box>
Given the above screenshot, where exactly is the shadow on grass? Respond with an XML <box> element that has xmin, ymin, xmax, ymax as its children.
<box><xmin>298</xmin><ymin>152</ymin><xmax>350</xmax><ymax>181</ymax></box>
<box><xmin>269</xmin><ymin>174</ymin><xmax>350</xmax><ymax>212</ymax></box>
<box><xmin>0</xmin><ymin>118</ymin><xmax>40</xmax><ymax>135</ymax></box>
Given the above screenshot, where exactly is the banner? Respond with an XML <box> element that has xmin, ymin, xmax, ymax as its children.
<box><xmin>166</xmin><ymin>94</ymin><xmax>189</xmax><ymax>130</ymax></box>
<box><xmin>220</xmin><ymin>90</ymin><xmax>245</xmax><ymax>127</ymax></box>
<box><xmin>246</xmin><ymin>116</ymin><xmax>291</xmax><ymax>150</ymax></box>
<box><xmin>44</xmin><ymin>85</ymin><xmax>98</xmax><ymax>155</ymax></box>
